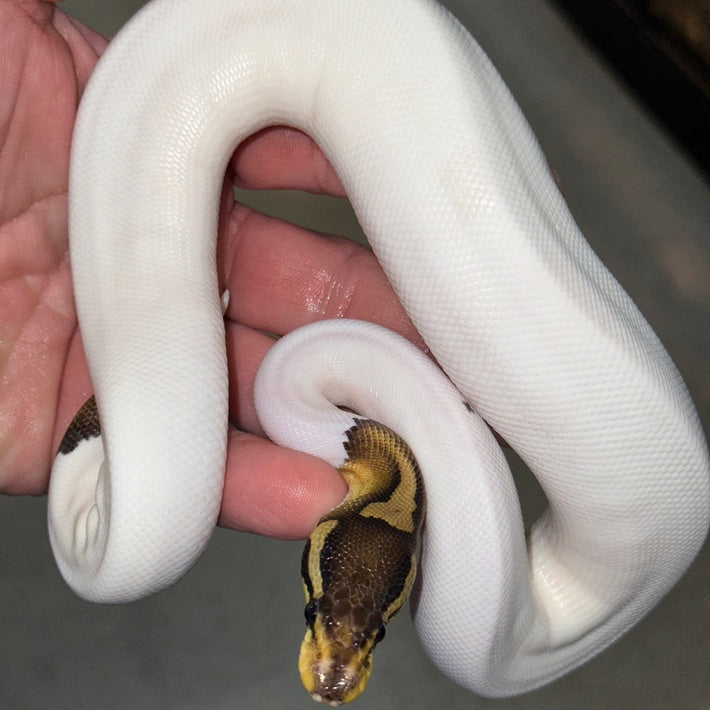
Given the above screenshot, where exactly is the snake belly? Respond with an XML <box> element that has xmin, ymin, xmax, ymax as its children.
<box><xmin>299</xmin><ymin>419</ymin><xmax>424</xmax><ymax>705</ymax></box>
<box><xmin>48</xmin><ymin>0</ymin><xmax>710</xmax><ymax>702</ymax></box>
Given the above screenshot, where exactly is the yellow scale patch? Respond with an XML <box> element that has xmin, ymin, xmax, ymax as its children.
<box><xmin>359</xmin><ymin>473</ymin><xmax>419</xmax><ymax>533</ymax></box>
<box><xmin>306</xmin><ymin>519</ymin><xmax>338</xmax><ymax>599</ymax></box>
<box><xmin>357</xmin><ymin>429</ymin><xmax>420</xmax><ymax>533</ymax></box>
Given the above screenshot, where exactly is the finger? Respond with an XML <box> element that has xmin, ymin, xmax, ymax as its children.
<box><xmin>219</xmin><ymin>427</ymin><xmax>346</xmax><ymax>539</ymax></box>
<box><xmin>53</xmin><ymin>7</ymin><xmax>108</xmax><ymax>85</ymax></box>
<box><xmin>230</xmin><ymin>126</ymin><xmax>345</xmax><ymax>196</ymax></box>
<box><xmin>221</xmin><ymin>203</ymin><xmax>423</xmax><ymax>346</ymax></box>
<box><xmin>226</xmin><ymin>322</ymin><xmax>271</xmax><ymax>435</ymax></box>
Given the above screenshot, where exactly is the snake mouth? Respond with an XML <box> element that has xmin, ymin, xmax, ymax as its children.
<box><xmin>308</xmin><ymin>661</ymin><xmax>363</xmax><ymax>706</ymax></box>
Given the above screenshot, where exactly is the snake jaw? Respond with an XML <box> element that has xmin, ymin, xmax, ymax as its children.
<box><xmin>299</xmin><ymin>615</ymin><xmax>376</xmax><ymax>705</ymax></box>
<box><xmin>308</xmin><ymin>658</ymin><xmax>370</xmax><ymax>707</ymax></box>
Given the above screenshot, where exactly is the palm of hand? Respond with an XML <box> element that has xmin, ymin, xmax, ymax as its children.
<box><xmin>0</xmin><ymin>1</ymin><xmax>105</xmax><ymax>494</ymax></box>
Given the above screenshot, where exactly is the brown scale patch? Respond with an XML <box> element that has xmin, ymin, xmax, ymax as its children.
<box><xmin>58</xmin><ymin>396</ymin><xmax>101</xmax><ymax>455</ymax></box>
<box><xmin>318</xmin><ymin>515</ymin><xmax>417</xmax><ymax>627</ymax></box>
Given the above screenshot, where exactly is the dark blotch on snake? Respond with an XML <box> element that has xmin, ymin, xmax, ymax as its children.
<box><xmin>58</xmin><ymin>396</ymin><xmax>101</xmax><ymax>455</ymax></box>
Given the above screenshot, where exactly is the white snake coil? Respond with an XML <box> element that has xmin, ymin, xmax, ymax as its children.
<box><xmin>48</xmin><ymin>0</ymin><xmax>710</xmax><ymax>699</ymax></box>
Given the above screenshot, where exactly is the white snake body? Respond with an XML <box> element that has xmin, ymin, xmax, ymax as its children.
<box><xmin>48</xmin><ymin>0</ymin><xmax>710</xmax><ymax>698</ymax></box>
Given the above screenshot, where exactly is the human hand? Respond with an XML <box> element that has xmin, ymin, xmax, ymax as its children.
<box><xmin>0</xmin><ymin>0</ymin><xmax>422</xmax><ymax>539</ymax></box>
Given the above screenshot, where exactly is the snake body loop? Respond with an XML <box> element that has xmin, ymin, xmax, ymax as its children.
<box><xmin>48</xmin><ymin>0</ymin><xmax>710</xmax><ymax>701</ymax></box>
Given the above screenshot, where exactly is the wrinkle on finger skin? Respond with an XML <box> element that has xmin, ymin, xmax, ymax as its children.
<box><xmin>52</xmin><ymin>8</ymin><xmax>107</xmax><ymax>86</ymax></box>
<box><xmin>8</xmin><ymin>0</ymin><xmax>53</xmax><ymax>27</ymax></box>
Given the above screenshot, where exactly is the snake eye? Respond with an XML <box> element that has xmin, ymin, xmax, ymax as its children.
<box><xmin>374</xmin><ymin>624</ymin><xmax>386</xmax><ymax>646</ymax></box>
<box><xmin>304</xmin><ymin>599</ymin><xmax>319</xmax><ymax>628</ymax></box>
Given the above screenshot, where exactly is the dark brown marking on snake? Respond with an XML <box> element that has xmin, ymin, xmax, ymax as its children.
<box><xmin>58</xmin><ymin>396</ymin><xmax>101</xmax><ymax>455</ymax></box>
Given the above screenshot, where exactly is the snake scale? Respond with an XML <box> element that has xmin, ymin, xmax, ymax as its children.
<box><xmin>48</xmin><ymin>0</ymin><xmax>710</xmax><ymax>705</ymax></box>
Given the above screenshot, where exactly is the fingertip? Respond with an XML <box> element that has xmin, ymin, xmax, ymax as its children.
<box><xmin>219</xmin><ymin>429</ymin><xmax>347</xmax><ymax>539</ymax></box>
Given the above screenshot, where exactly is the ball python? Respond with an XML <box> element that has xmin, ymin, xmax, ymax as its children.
<box><xmin>47</xmin><ymin>0</ymin><xmax>710</xmax><ymax>704</ymax></box>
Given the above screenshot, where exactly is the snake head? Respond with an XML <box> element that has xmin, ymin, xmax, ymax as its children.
<box><xmin>298</xmin><ymin>592</ymin><xmax>386</xmax><ymax>705</ymax></box>
<box><xmin>298</xmin><ymin>420</ymin><xmax>424</xmax><ymax>704</ymax></box>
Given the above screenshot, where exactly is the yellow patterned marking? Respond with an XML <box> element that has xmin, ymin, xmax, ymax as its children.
<box><xmin>359</xmin><ymin>456</ymin><xmax>419</xmax><ymax>533</ymax></box>
<box><xmin>306</xmin><ymin>519</ymin><xmax>338</xmax><ymax>600</ymax></box>
<box><xmin>383</xmin><ymin>554</ymin><xmax>418</xmax><ymax>623</ymax></box>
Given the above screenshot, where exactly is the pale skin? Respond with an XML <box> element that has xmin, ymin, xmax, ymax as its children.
<box><xmin>0</xmin><ymin>0</ymin><xmax>424</xmax><ymax>539</ymax></box>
